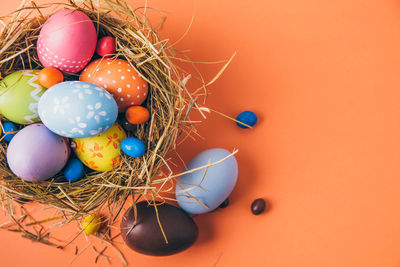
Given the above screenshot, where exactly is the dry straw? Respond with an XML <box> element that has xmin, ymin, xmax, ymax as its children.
<box><xmin>0</xmin><ymin>0</ymin><xmax>236</xmax><ymax>230</ymax></box>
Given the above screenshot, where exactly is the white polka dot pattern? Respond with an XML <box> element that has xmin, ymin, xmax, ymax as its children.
<box><xmin>80</xmin><ymin>58</ymin><xmax>149</xmax><ymax>112</ymax></box>
<box><xmin>37</xmin><ymin>9</ymin><xmax>97</xmax><ymax>74</ymax></box>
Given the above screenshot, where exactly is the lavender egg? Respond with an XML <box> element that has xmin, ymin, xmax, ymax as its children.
<box><xmin>7</xmin><ymin>123</ymin><xmax>70</xmax><ymax>182</ymax></box>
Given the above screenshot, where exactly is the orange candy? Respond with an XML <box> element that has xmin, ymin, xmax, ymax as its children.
<box><xmin>125</xmin><ymin>106</ymin><xmax>150</xmax><ymax>124</ymax></box>
<box><xmin>38</xmin><ymin>67</ymin><xmax>64</xmax><ymax>88</ymax></box>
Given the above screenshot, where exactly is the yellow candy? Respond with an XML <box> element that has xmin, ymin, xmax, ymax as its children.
<box><xmin>81</xmin><ymin>214</ymin><xmax>102</xmax><ymax>235</ymax></box>
<box><xmin>73</xmin><ymin>123</ymin><xmax>126</xmax><ymax>171</ymax></box>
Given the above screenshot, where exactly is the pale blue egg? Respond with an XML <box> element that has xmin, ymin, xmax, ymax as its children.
<box><xmin>175</xmin><ymin>148</ymin><xmax>238</xmax><ymax>214</ymax></box>
<box><xmin>38</xmin><ymin>81</ymin><xmax>118</xmax><ymax>138</ymax></box>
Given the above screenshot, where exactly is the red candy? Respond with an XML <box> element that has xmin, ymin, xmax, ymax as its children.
<box><xmin>96</xmin><ymin>36</ymin><xmax>116</xmax><ymax>58</ymax></box>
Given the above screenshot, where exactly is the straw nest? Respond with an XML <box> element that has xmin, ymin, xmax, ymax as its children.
<box><xmin>0</xmin><ymin>0</ymin><xmax>206</xmax><ymax>221</ymax></box>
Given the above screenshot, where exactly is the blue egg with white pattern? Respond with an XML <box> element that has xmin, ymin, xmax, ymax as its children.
<box><xmin>236</xmin><ymin>110</ymin><xmax>257</xmax><ymax>128</ymax></box>
<box><xmin>121</xmin><ymin>137</ymin><xmax>146</xmax><ymax>158</ymax></box>
<box><xmin>38</xmin><ymin>81</ymin><xmax>118</xmax><ymax>138</ymax></box>
<box><xmin>64</xmin><ymin>158</ymin><xmax>84</xmax><ymax>182</ymax></box>
<box><xmin>2</xmin><ymin>121</ymin><xmax>18</xmax><ymax>142</ymax></box>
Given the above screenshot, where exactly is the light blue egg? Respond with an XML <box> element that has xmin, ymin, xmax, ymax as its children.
<box><xmin>38</xmin><ymin>81</ymin><xmax>118</xmax><ymax>138</ymax></box>
<box><xmin>176</xmin><ymin>148</ymin><xmax>238</xmax><ymax>214</ymax></box>
<box><xmin>64</xmin><ymin>158</ymin><xmax>84</xmax><ymax>182</ymax></box>
<box><xmin>2</xmin><ymin>121</ymin><xmax>18</xmax><ymax>142</ymax></box>
<box><xmin>121</xmin><ymin>137</ymin><xmax>145</xmax><ymax>157</ymax></box>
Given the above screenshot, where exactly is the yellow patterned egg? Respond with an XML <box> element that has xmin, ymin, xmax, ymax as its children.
<box><xmin>73</xmin><ymin>123</ymin><xmax>126</xmax><ymax>171</ymax></box>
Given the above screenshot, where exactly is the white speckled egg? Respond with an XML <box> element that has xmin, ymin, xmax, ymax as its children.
<box><xmin>38</xmin><ymin>81</ymin><xmax>118</xmax><ymax>138</ymax></box>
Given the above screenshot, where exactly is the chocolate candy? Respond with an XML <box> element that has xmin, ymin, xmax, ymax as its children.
<box><xmin>119</xmin><ymin>117</ymin><xmax>137</xmax><ymax>132</ymax></box>
<box><xmin>251</xmin><ymin>198</ymin><xmax>267</xmax><ymax>215</ymax></box>
<box><xmin>218</xmin><ymin>198</ymin><xmax>230</xmax><ymax>208</ymax></box>
<box><xmin>120</xmin><ymin>201</ymin><xmax>198</xmax><ymax>256</ymax></box>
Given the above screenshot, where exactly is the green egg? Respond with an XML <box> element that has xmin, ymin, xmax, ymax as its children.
<box><xmin>0</xmin><ymin>70</ymin><xmax>47</xmax><ymax>124</ymax></box>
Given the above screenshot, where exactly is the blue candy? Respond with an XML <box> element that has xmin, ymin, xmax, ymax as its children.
<box><xmin>236</xmin><ymin>111</ymin><xmax>258</xmax><ymax>128</ymax></box>
<box><xmin>2</xmin><ymin>121</ymin><xmax>18</xmax><ymax>142</ymax></box>
<box><xmin>64</xmin><ymin>158</ymin><xmax>85</xmax><ymax>182</ymax></box>
<box><xmin>121</xmin><ymin>137</ymin><xmax>146</xmax><ymax>158</ymax></box>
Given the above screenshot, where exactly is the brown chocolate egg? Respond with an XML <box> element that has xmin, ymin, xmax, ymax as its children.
<box><xmin>120</xmin><ymin>202</ymin><xmax>198</xmax><ymax>256</ymax></box>
<box><xmin>80</xmin><ymin>58</ymin><xmax>148</xmax><ymax>112</ymax></box>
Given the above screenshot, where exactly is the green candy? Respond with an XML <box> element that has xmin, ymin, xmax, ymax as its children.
<box><xmin>0</xmin><ymin>70</ymin><xmax>47</xmax><ymax>124</ymax></box>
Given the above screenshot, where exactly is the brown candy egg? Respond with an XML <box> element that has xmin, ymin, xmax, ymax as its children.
<box><xmin>121</xmin><ymin>202</ymin><xmax>198</xmax><ymax>256</ymax></box>
<box><xmin>80</xmin><ymin>58</ymin><xmax>148</xmax><ymax>112</ymax></box>
<box><xmin>251</xmin><ymin>198</ymin><xmax>267</xmax><ymax>215</ymax></box>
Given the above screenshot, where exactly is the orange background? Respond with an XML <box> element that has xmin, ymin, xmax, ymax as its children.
<box><xmin>2</xmin><ymin>0</ymin><xmax>400</xmax><ymax>266</ymax></box>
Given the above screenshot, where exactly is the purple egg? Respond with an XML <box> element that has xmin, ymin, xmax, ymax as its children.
<box><xmin>7</xmin><ymin>123</ymin><xmax>70</xmax><ymax>182</ymax></box>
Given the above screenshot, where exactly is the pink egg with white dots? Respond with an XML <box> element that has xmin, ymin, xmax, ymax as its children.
<box><xmin>37</xmin><ymin>9</ymin><xmax>97</xmax><ymax>74</ymax></box>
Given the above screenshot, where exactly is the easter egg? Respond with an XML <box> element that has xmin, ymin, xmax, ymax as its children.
<box><xmin>121</xmin><ymin>202</ymin><xmax>198</xmax><ymax>256</ymax></box>
<box><xmin>125</xmin><ymin>106</ymin><xmax>150</xmax><ymax>124</ymax></box>
<box><xmin>64</xmin><ymin>158</ymin><xmax>84</xmax><ymax>182</ymax></box>
<box><xmin>7</xmin><ymin>123</ymin><xmax>70</xmax><ymax>182</ymax></box>
<box><xmin>38</xmin><ymin>67</ymin><xmax>64</xmax><ymax>88</ymax></box>
<box><xmin>96</xmin><ymin>36</ymin><xmax>116</xmax><ymax>57</ymax></box>
<box><xmin>236</xmin><ymin>110</ymin><xmax>258</xmax><ymax>128</ymax></box>
<box><xmin>176</xmin><ymin>148</ymin><xmax>238</xmax><ymax>214</ymax></box>
<box><xmin>38</xmin><ymin>81</ymin><xmax>118</xmax><ymax>138</ymax></box>
<box><xmin>0</xmin><ymin>70</ymin><xmax>47</xmax><ymax>124</ymax></box>
<box><xmin>37</xmin><ymin>9</ymin><xmax>97</xmax><ymax>73</ymax></box>
<box><xmin>73</xmin><ymin>123</ymin><xmax>126</xmax><ymax>171</ymax></box>
<box><xmin>81</xmin><ymin>214</ymin><xmax>102</xmax><ymax>235</ymax></box>
<box><xmin>121</xmin><ymin>137</ymin><xmax>145</xmax><ymax>158</ymax></box>
<box><xmin>2</xmin><ymin>122</ymin><xmax>18</xmax><ymax>142</ymax></box>
<box><xmin>80</xmin><ymin>58</ymin><xmax>148</xmax><ymax>112</ymax></box>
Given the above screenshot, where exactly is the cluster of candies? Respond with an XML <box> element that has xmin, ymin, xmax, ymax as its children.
<box><xmin>0</xmin><ymin>9</ymin><xmax>150</xmax><ymax>184</ymax></box>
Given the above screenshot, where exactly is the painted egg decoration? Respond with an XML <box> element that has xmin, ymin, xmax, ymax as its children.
<box><xmin>176</xmin><ymin>148</ymin><xmax>238</xmax><ymax>214</ymax></box>
<box><xmin>121</xmin><ymin>202</ymin><xmax>198</xmax><ymax>256</ymax></box>
<box><xmin>7</xmin><ymin>123</ymin><xmax>70</xmax><ymax>182</ymax></box>
<box><xmin>38</xmin><ymin>81</ymin><xmax>118</xmax><ymax>138</ymax></box>
<box><xmin>37</xmin><ymin>9</ymin><xmax>97</xmax><ymax>73</ymax></box>
<box><xmin>73</xmin><ymin>123</ymin><xmax>126</xmax><ymax>171</ymax></box>
<box><xmin>80</xmin><ymin>58</ymin><xmax>149</xmax><ymax>112</ymax></box>
<box><xmin>0</xmin><ymin>70</ymin><xmax>47</xmax><ymax>124</ymax></box>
